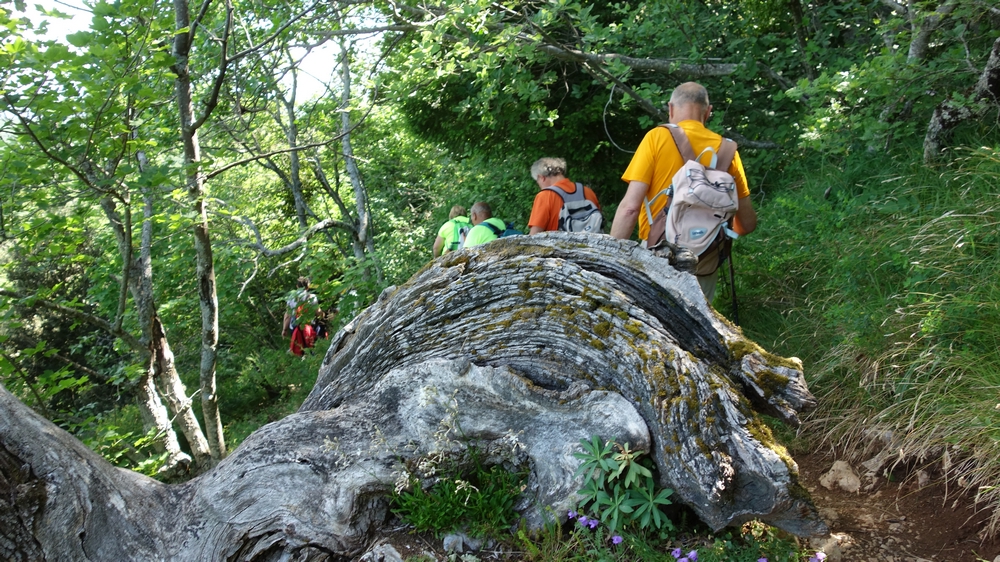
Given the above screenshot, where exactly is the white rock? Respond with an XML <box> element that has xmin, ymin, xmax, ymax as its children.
<box><xmin>819</xmin><ymin>460</ymin><xmax>861</xmax><ymax>493</ymax></box>
<box><xmin>808</xmin><ymin>534</ymin><xmax>844</xmax><ymax>562</ymax></box>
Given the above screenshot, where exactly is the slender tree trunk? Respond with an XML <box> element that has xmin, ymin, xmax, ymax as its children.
<box><xmin>173</xmin><ymin>0</ymin><xmax>225</xmax><ymax>462</ymax></box>
<box><xmin>134</xmin><ymin>365</ymin><xmax>191</xmax><ymax>473</ymax></box>
<box><xmin>137</xmin><ymin>169</ymin><xmax>212</xmax><ymax>466</ymax></box>
<box><xmin>98</xmin><ymin>195</ymin><xmax>195</xmax><ymax>472</ymax></box>
<box><xmin>338</xmin><ymin>40</ymin><xmax>382</xmax><ymax>283</ymax></box>
<box><xmin>906</xmin><ymin>0</ymin><xmax>957</xmax><ymax>64</ymax></box>
<box><xmin>282</xmin><ymin>71</ymin><xmax>309</xmax><ymax>229</ymax></box>
<box><xmin>924</xmin><ymin>36</ymin><xmax>1000</xmax><ymax>162</ymax></box>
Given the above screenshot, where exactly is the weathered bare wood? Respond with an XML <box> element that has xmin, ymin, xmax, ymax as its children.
<box><xmin>0</xmin><ymin>234</ymin><xmax>825</xmax><ymax>561</ymax></box>
<box><xmin>308</xmin><ymin>233</ymin><xmax>823</xmax><ymax>535</ymax></box>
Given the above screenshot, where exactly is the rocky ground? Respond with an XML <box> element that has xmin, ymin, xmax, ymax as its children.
<box><xmin>353</xmin><ymin>453</ymin><xmax>1000</xmax><ymax>561</ymax></box>
<box><xmin>797</xmin><ymin>452</ymin><xmax>1000</xmax><ymax>562</ymax></box>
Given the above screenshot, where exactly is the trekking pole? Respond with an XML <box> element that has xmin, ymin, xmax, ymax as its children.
<box><xmin>729</xmin><ymin>251</ymin><xmax>739</xmax><ymax>326</ymax></box>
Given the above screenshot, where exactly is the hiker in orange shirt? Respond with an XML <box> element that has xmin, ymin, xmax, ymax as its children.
<box><xmin>527</xmin><ymin>157</ymin><xmax>603</xmax><ymax>234</ymax></box>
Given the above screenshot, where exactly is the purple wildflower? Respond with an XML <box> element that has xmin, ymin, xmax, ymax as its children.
<box><xmin>757</xmin><ymin>559</ymin><xmax>768</xmax><ymax>562</ymax></box>
<box><xmin>678</xmin><ymin>558</ymin><xmax>689</xmax><ymax>562</ymax></box>
<box><xmin>578</xmin><ymin>515</ymin><xmax>588</xmax><ymax>526</ymax></box>
<box><xmin>612</xmin><ymin>535</ymin><xmax>623</xmax><ymax>545</ymax></box>
<box><xmin>567</xmin><ymin>510</ymin><xmax>578</xmax><ymax>519</ymax></box>
<box><xmin>687</xmin><ymin>551</ymin><xmax>698</xmax><ymax>561</ymax></box>
<box><xmin>815</xmin><ymin>554</ymin><xmax>827</xmax><ymax>561</ymax></box>
<box><xmin>671</xmin><ymin>547</ymin><xmax>682</xmax><ymax>559</ymax></box>
<box><xmin>588</xmin><ymin>519</ymin><xmax>599</xmax><ymax>529</ymax></box>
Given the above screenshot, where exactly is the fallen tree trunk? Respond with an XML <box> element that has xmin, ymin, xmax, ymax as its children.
<box><xmin>1</xmin><ymin>233</ymin><xmax>826</xmax><ymax>561</ymax></box>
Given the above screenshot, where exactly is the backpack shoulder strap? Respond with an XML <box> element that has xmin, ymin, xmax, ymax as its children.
<box><xmin>483</xmin><ymin>221</ymin><xmax>503</xmax><ymax>236</ymax></box>
<box><xmin>715</xmin><ymin>138</ymin><xmax>738</xmax><ymax>171</ymax></box>
<box><xmin>542</xmin><ymin>182</ymin><xmax>585</xmax><ymax>202</ymax></box>
<box><xmin>661</xmin><ymin>123</ymin><xmax>697</xmax><ymax>162</ymax></box>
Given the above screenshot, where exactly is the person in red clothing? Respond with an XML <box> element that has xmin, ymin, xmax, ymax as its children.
<box><xmin>527</xmin><ymin>157</ymin><xmax>602</xmax><ymax>234</ymax></box>
<box><xmin>281</xmin><ymin>276</ymin><xmax>319</xmax><ymax>356</ymax></box>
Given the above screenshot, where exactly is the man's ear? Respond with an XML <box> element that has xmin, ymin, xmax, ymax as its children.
<box><xmin>705</xmin><ymin>104</ymin><xmax>713</xmax><ymax>122</ymax></box>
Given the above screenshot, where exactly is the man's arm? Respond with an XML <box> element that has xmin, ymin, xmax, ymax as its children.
<box><xmin>432</xmin><ymin>236</ymin><xmax>445</xmax><ymax>257</ymax></box>
<box><xmin>733</xmin><ymin>195</ymin><xmax>757</xmax><ymax>236</ymax></box>
<box><xmin>610</xmin><ymin>181</ymin><xmax>650</xmax><ymax>239</ymax></box>
<box><xmin>281</xmin><ymin>311</ymin><xmax>291</xmax><ymax>337</ymax></box>
<box><xmin>528</xmin><ymin>226</ymin><xmax>545</xmax><ymax>235</ymax></box>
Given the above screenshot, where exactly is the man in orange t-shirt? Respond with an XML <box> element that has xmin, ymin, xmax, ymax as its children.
<box><xmin>611</xmin><ymin>82</ymin><xmax>758</xmax><ymax>301</ymax></box>
<box><xmin>527</xmin><ymin>157</ymin><xmax>601</xmax><ymax>234</ymax></box>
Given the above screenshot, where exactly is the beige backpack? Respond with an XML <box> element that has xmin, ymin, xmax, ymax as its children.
<box><xmin>644</xmin><ymin>124</ymin><xmax>739</xmax><ymax>276</ymax></box>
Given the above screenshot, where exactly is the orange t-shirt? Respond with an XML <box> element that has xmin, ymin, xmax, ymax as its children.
<box><xmin>527</xmin><ymin>178</ymin><xmax>601</xmax><ymax>232</ymax></box>
<box><xmin>621</xmin><ymin>121</ymin><xmax>750</xmax><ymax>241</ymax></box>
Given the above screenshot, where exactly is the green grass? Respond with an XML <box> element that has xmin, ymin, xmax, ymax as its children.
<box><xmin>735</xmin><ymin>144</ymin><xmax>1000</xmax><ymax>534</ymax></box>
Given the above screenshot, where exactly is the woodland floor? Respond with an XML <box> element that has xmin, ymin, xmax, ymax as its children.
<box><xmin>354</xmin><ymin>452</ymin><xmax>1000</xmax><ymax>562</ymax></box>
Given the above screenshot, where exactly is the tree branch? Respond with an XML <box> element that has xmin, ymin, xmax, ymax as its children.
<box><xmin>228</xmin><ymin>216</ymin><xmax>356</xmax><ymax>258</ymax></box>
<box><xmin>226</xmin><ymin>0</ymin><xmax>323</xmax><ymax>64</ymax></box>
<box><xmin>0</xmin><ymin>289</ymin><xmax>145</xmax><ymax>352</ymax></box>
<box><xmin>205</xmin><ymin>139</ymin><xmax>340</xmax><ymax>180</ymax></box>
<box><xmin>923</xmin><ymin>36</ymin><xmax>1000</xmax><ymax>162</ymax></box>
<box><xmin>316</xmin><ymin>24</ymin><xmax>416</xmax><ymax>38</ymax></box>
<box><xmin>532</xmin><ymin>42</ymin><xmax>739</xmax><ymax>77</ymax></box>
<box><xmin>191</xmin><ymin>0</ymin><xmax>234</xmax><ymax>132</ymax></box>
<box><xmin>879</xmin><ymin>0</ymin><xmax>906</xmax><ymax>14</ymax></box>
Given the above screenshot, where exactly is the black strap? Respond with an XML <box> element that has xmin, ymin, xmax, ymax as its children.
<box><xmin>482</xmin><ymin>221</ymin><xmax>503</xmax><ymax>237</ymax></box>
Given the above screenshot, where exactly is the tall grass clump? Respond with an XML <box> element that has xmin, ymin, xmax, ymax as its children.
<box><xmin>734</xmin><ymin>146</ymin><xmax>1000</xmax><ymax>535</ymax></box>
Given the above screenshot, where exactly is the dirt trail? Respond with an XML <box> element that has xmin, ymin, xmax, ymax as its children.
<box><xmin>797</xmin><ymin>452</ymin><xmax>1000</xmax><ymax>561</ymax></box>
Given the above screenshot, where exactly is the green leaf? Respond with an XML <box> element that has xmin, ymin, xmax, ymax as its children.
<box><xmin>65</xmin><ymin>32</ymin><xmax>90</xmax><ymax>47</ymax></box>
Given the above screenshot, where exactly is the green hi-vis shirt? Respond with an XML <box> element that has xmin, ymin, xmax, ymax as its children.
<box><xmin>463</xmin><ymin>217</ymin><xmax>507</xmax><ymax>248</ymax></box>
<box><xmin>437</xmin><ymin>215</ymin><xmax>471</xmax><ymax>252</ymax></box>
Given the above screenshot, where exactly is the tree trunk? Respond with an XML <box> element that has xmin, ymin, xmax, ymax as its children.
<box><xmin>282</xmin><ymin>70</ymin><xmax>309</xmax><ymax>229</ymax></box>
<box><xmin>98</xmin><ymin>194</ymin><xmax>208</xmax><ymax>471</ymax></box>
<box><xmin>173</xmin><ymin>0</ymin><xmax>226</xmax><ymax>462</ymax></box>
<box><xmin>338</xmin><ymin>40</ymin><xmax>383</xmax><ymax>283</ymax></box>
<box><xmin>923</xmin><ymin>35</ymin><xmax>1000</xmax><ymax>162</ymax></box>
<box><xmin>0</xmin><ymin>234</ymin><xmax>827</xmax><ymax>560</ymax></box>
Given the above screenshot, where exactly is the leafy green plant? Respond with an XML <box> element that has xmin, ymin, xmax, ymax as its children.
<box><xmin>573</xmin><ymin>435</ymin><xmax>674</xmax><ymax>535</ymax></box>
<box><xmin>391</xmin><ymin>446</ymin><xmax>526</xmax><ymax>539</ymax></box>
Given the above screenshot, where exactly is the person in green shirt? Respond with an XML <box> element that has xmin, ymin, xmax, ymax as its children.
<box><xmin>432</xmin><ymin>205</ymin><xmax>472</xmax><ymax>257</ymax></box>
<box><xmin>463</xmin><ymin>201</ymin><xmax>507</xmax><ymax>248</ymax></box>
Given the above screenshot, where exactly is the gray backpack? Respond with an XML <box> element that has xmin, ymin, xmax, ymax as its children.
<box><xmin>542</xmin><ymin>182</ymin><xmax>604</xmax><ymax>234</ymax></box>
<box><xmin>645</xmin><ymin>124</ymin><xmax>739</xmax><ymax>275</ymax></box>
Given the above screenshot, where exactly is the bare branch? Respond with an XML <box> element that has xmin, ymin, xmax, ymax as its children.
<box><xmin>191</xmin><ymin>0</ymin><xmax>234</xmax><ymax>131</ymax></box>
<box><xmin>533</xmin><ymin>43</ymin><xmax>739</xmax><ymax>77</ymax></box>
<box><xmin>226</xmin><ymin>215</ymin><xmax>356</xmax><ymax>258</ymax></box>
<box><xmin>316</xmin><ymin>25</ymin><xmax>416</xmax><ymax>38</ymax></box>
<box><xmin>908</xmin><ymin>0</ymin><xmax>959</xmax><ymax>63</ymax></box>
<box><xmin>226</xmin><ymin>0</ymin><xmax>323</xmax><ymax>64</ymax></box>
<box><xmin>205</xmin><ymin>139</ymin><xmax>340</xmax><ymax>180</ymax></box>
<box><xmin>722</xmin><ymin>129</ymin><xmax>780</xmax><ymax>150</ymax></box>
<box><xmin>189</xmin><ymin>0</ymin><xmax>215</xmax><ymax>45</ymax></box>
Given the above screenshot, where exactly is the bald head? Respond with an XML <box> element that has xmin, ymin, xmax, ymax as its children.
<box><xmin>470</xmin><ymin>201</ymin><xmax>493</xmax><ymax>225</ymax></box>
<box><xmin>668</xmin><ymin>82</ymin><xmax>712</xmax><ymax>124</ymax></box>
